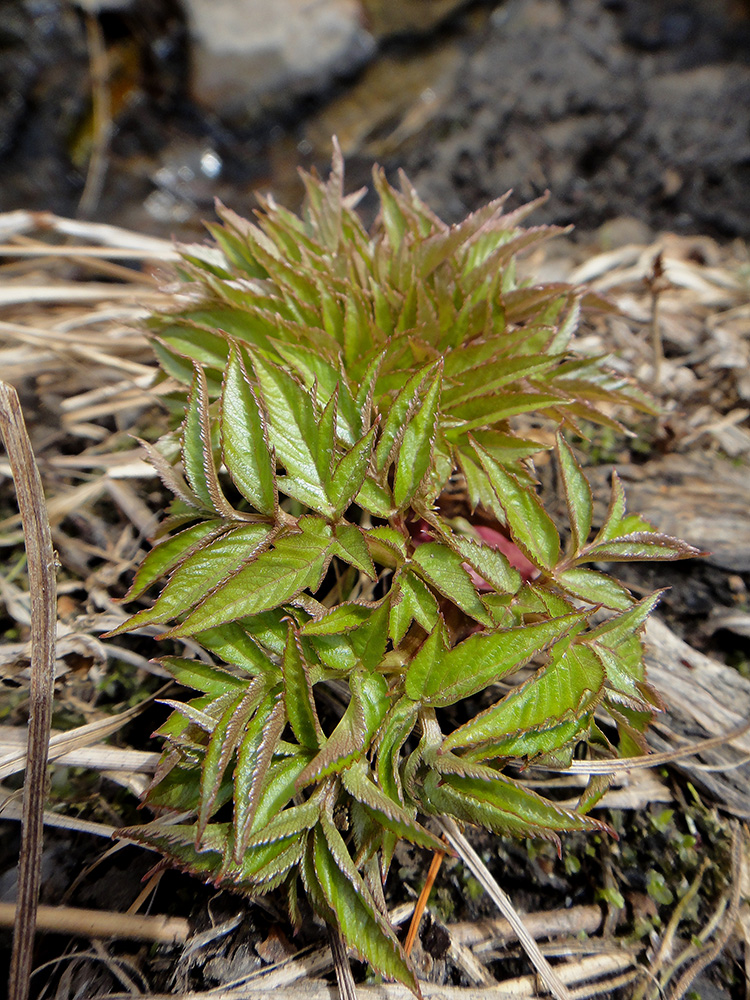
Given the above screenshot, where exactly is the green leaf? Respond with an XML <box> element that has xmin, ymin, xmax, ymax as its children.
<box><xmin>331</xmin><ymin>523</ymin><xmax>377</xmax><ymax>579</ymax></box>
<box><xmin>555</xmin><ymin>567</ymin><xmax>633</xmax><ymax>610</ymax></box>
<box><xmin>168</xmin><ymin>518</ymin><xmax>333</xmax><ymax>636</ymax></box>
<box><xmin>556</xmin><ymin>433</ymin><xmax>593</xmax><ymax>552</ymax></box>
<box><xmin>243</xmin><ymin>798</ymin><xmax>321</xmax><ymax>848</ymax></box>
<box><xmin>393</xmin><ymin>365</ymin><xmax>441</xmax><ymax>509</ymax></box>
<box><xmin>355</xmin><ymin>479</ymin><xmax>395</xmax><ymax>518</ymax></box>
<box><xmin>389</xmin><ymin>570</ymin><xmax>439</xmax><ymax>645</ymax></box>
<box><xmin>233</xmin><ymin>692</ymin><xmax>287</xmax><ymax>859</ymax></box>
<box><xmin>329</xmin><ymin>423</ymin><xmax>379</xmax><ymax>517</ymax></box>
<box><xmin>474</xmin><ymin>441</ymin><xmax>560</xmax><ymax>570</ymax></box>
<box><xmin>375</xmin><ymin>365</ymin><xmax>433</xmax><ymax>473</ymax></box>
<box><xmin>406</xmin><ymin>612</ymin><xmax>585</xmax><ymax>708</ymax></box>
<box><xmin>445</xmin><ymin>532</ymin><xmax>522</xmax><ymax>595</ymax></box>
<box><xmin>411</xmin><ymin>542</ymin><xmax>493</xmax><ymax>627</ymax></box>
<box><xmin>586</xmin><ymin>591</ymin><xmax>663</xmax><ymax>649</ymax></box>
<box><xmin>156</xmin><ymin>656</ymin><xmax>251</xmax><ymax>696</ymax></box>
<box><xmin>124</xmin><ymin>520</ymin><xmax>226</xmax><ymax>601</ymax></box>
<box><xmin>281</xmin><ymin>623</ymin><xmax>322</xmax><ymax>750</ymax></box>
<box><xmin>193</xmin><ymin>622</ymin><xmax>277</xmax><ymax>674</ymax></box>
<box><xmin>353</xmin><ymin>598</ymin><xmax>391</xmax><ymax>673</ymax></box>
<box><xmin>221</xmin><ymin>345</ymin><xmax>277</xmax><ymax>515</ymax></box>
<box><xmin>442</xmin><ymin>642</ymin><xmax>604</xmax><ymax>751</ymax></box>
<box><xmin>421</xmin><ymin>769</ymin><xmax>608</xmax><ymax>843</ymax></box>
<box><xmin>251</xmin><ymin>353</ymin><xmax>330</xmax><ymax>511</ymax></box>
<box><xmin>375</xmin><ymin>698</ymin><xmax>419</xmax><ymax>807</ymax></box>
<box><xmin>341</xmin><ymin>761</ymin><xmax>446</xmax><ymax>853</ymax></box>
<box><xmin>299</xmin><ymin>601</ymin><xmax>373</xmax><ymax>636</ymax></box>
<box><xmin>313</xmin><ymin>821</ymin><xmax>419</xmax><ymax>993</ymax></box>
<box><xmin>181</xmin><ymin>365</ymin><xmax>217</xmax><ymax>510</ymax></box>
<box><xmin>583</xmin><ymin>532</ymin><xmax>704</xmax><ymax>562</ymax></box>
<box><xmin>116</xmin><ymin>523</ymin><xmax>273</xmax><ymax>633</ymax></box>
<box><xmin>296</xmin><ymin>670</ymin><xmax>389</xmax><ymax>787</ymax></box>
<box><xmin>198</xmin><ymin>681</ymin><xmax>264</xmax><ymax>842</ymax></box>
<box><xmin>365</xmin><ymin>525</ymin><xmax>407</xmax><ymax>567</ymax></box>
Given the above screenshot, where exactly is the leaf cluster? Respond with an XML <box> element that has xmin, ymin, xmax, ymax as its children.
<box><xmin>112</xmin><ymin>147</ymin><xmax>700</xmax><ymax>992</ymax></box>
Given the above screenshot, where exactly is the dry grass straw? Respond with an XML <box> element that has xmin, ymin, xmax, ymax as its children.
<box><xmin>1</xmin><ymin>212</ymin><xmax>749</xmax><ymax>998</ymax></box>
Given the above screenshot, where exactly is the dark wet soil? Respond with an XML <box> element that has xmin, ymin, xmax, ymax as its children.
<box><xmin>2</xmin><ymin>0</ymin><xmax>750</xmax><ymax>241</ymax></box>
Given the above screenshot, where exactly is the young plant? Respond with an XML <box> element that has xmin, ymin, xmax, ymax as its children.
<box><xmin>110</xmin><ymin>147</ymin><xmax>699</xmax><ymax>993</ymax></box>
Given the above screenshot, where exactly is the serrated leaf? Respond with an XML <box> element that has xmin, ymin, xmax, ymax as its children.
<box><xmin>411</xmin><ymin>542</ymin><xmax>492</xmax><ymax>627</ymax></box>
<box><xmin>462</xmin><ymin>717</ymin><xmax>588</xmax><ymax>763</ymax></box>
<box><xmin>313</xmin><ymin>821</ymin><xmax>419</xmax><ymax>993</ymax></box>
<box><xmin>556</xmin><ymin>433</ymin><xmax>593</xmax><ymax>552</ymax></box>
<box><xmin>577</xmin><ymin>774</ymin><xmax>614</xmax><ymax>815</ymax></box>
<box><xmin>583</xmin><ymin>532</ymin><xmax>704</xmax><ymax>562</ymax></box>
<box><xmin>393</xmin><ymin>365</ymin><xmax>441</xmax><ymax>509</ymax></box>
<box><xmin>156</xmin><ymin>656</ymin><xmax>251</xmax><ymax>696</ymax></box>
<box><xmin>233</xmin><ymin>692</ymin><xmax>286</xmax><ymax>860</ymax></box>
<box><xmin>473</xmin><ymin>441</ymin><xmax>560</xmax><ymax>570</ymax></box>
<box><xmin>251</xmin><ymin>353</ymin><xmax>330</xmax><ymax>510</ymax></box>
<box><xmin>446</xmin><ymin>532</ymin><xmax>522</xmax><ymax>595</ymax></box>
<box><xmin>300</xmin><ymin>601</ymin><xmax>373</xmax><ymax>636</ymax></box>
<box><xmin>365</xmin><ymin>525</ymin><xmax>407</xmax><ymax>567</ymax></box>
<box><xmin>193</xmin><ymin>622</ymin><xmax>277</xmax><ymax>674</ymax></box>
<box><xmin>389</xmin><ymin>570</ymin><xmax>439</xmax><ymax>645</ymax></box>
<box><xmin>198</xmin><ymin>681</ymin><xmax>264</xmax><ymax>843</ymax></box>
<box><xmin>124</xmin><ymin>520</ymin><xmax>226</xmax><ymax>601</ymax></box>
<box><xmin>353</xmin><ymin>598</ymin><xmax>390</xmax><ymax>672</ymax></box>
<box><xmin>221</xmin><ymin>345</ymin><xmax>277</xmax><ymax>514</ymax></box>
<box><xmin>341</xmin><ymin>761</ymin><xmax>445</xmax><ymax>853</ymax></box>
<box><xmin>116</xmin><ymin>822</ymin><xmax>225</xmax><ymax>880</ymax></box>
<box><xmin>296</xmin><ymin>670</ymin><xmax>389</xmax><ymax>788</ymax></box>
<box><xmin>168</xmin><ymin>518</ymin><xmax>333</xmax><ymax>636</ymax></box>
<box><xmin>355</xmin><ymin>478</ymin><xmax>394</xmax><ymax>518</ymax></box>
<box><xmin>406</xmin><ymin>612</ymin><xmax>584</xmax><ymax>707</ymax></box>
<box><xmin>442</xmin><ymin>353</ymin><xmax>559</xmax><ymax>408</ymax></box>
<box><xmin>182</xmin><ymin>366</ymin><xmax>217</xmax><ymax>510</ymax></box>
<box><xmin>442</xmin><ymin>642</ymin><xmax>604</xmax><ymax>751</ymax></box>
<box><xmin>281</xmin><ymin>623</ymin><xmax>322</xmax><ymax>750</ymax></box>
<box><xmin>375</xmin><ymin>697</ymin><xmax>419</xmax><ymax>807</ymax></box>
<box><xmin>331</xmin><ymin>523</ymin><xmax>377</xmax><ymax>578</ymax></box>
<box><xmin>375</xmin><ymin>364</ymin><xmax>433</xmax><ymax>473</ymax></box>
<box><xmin>114</xmin><ymin>523</ymin><xmax>273</xmax><ymax>634</ymax></box>
<box><xmin>329</xmin><ymin>422</ymin><xmax>379</xmax><ymax>517</ymax></box>
<box><xmin>244</xmin><ymin>798</ymin><xmax>321</xmax><ymax>848</ymax></box>
<box><xmin>586</xmin><ymin>591</ymin><xmax>663</xmax><ymax>649</ymax></box>
<box><xmin>555</xmin><ymin>567</ymin><xmax>633</xmax><ymax>610</ymax></box>
<box><xmin>421</xmin><ymin>769</ymin><xmax>608</xmax><ymax>842</ymax></box>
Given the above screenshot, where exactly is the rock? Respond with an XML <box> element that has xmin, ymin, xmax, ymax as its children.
<box><xmin>184</xmin><ymin>0</ymin><xmax>375</xmax><ymax>124</ymax></box>
<box><xmin>400</xmin><ymin>0</ymin><xmax>750</xmax><ymax>238</ymax></box>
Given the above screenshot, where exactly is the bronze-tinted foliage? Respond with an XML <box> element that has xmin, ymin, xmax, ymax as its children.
<box><xmin>112</xmin><ymin>145</ymin><xmax>700</xmax><ymax>994</ymax></box>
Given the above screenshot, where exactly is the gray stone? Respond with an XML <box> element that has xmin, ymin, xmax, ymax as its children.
<box><xmin>184</xmin><ymin>0</ymin><xmax>375</xmax><ymax>123</ymax></box>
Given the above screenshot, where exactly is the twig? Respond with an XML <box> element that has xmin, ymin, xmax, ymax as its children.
<box><xmin>0</xmin><ymin>902</ymin><xmax>188</xmax><ymax>943</ymax></box>
<box><xmin>404</xmin><ymin>848</ymin><xmax>445</xmax><ymax>956</ymax></box>
<box><xmin>546</xmin><ymin>720</ymin><xmax>750</xmax><ymax>775</ymax></box>
<box><xmin>453</xmin><ymin>904</ymin><xmax>602</xmax><ymax>951</ymax></box>
<box><xmin>439</xmin><ymin>816</ymin><xmax>573</xmax><ymax>1000</ymax></box>
<box><xmin>0</xmin><ymin>382</ymin><xmax>57</xmax><ymax>1000</ymax></box>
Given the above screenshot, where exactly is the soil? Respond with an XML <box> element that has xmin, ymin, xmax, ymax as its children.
<box><xmin>2</xmin><ymin>0</ymin><xmax>750</xmax><ymax>240</ymax></box>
